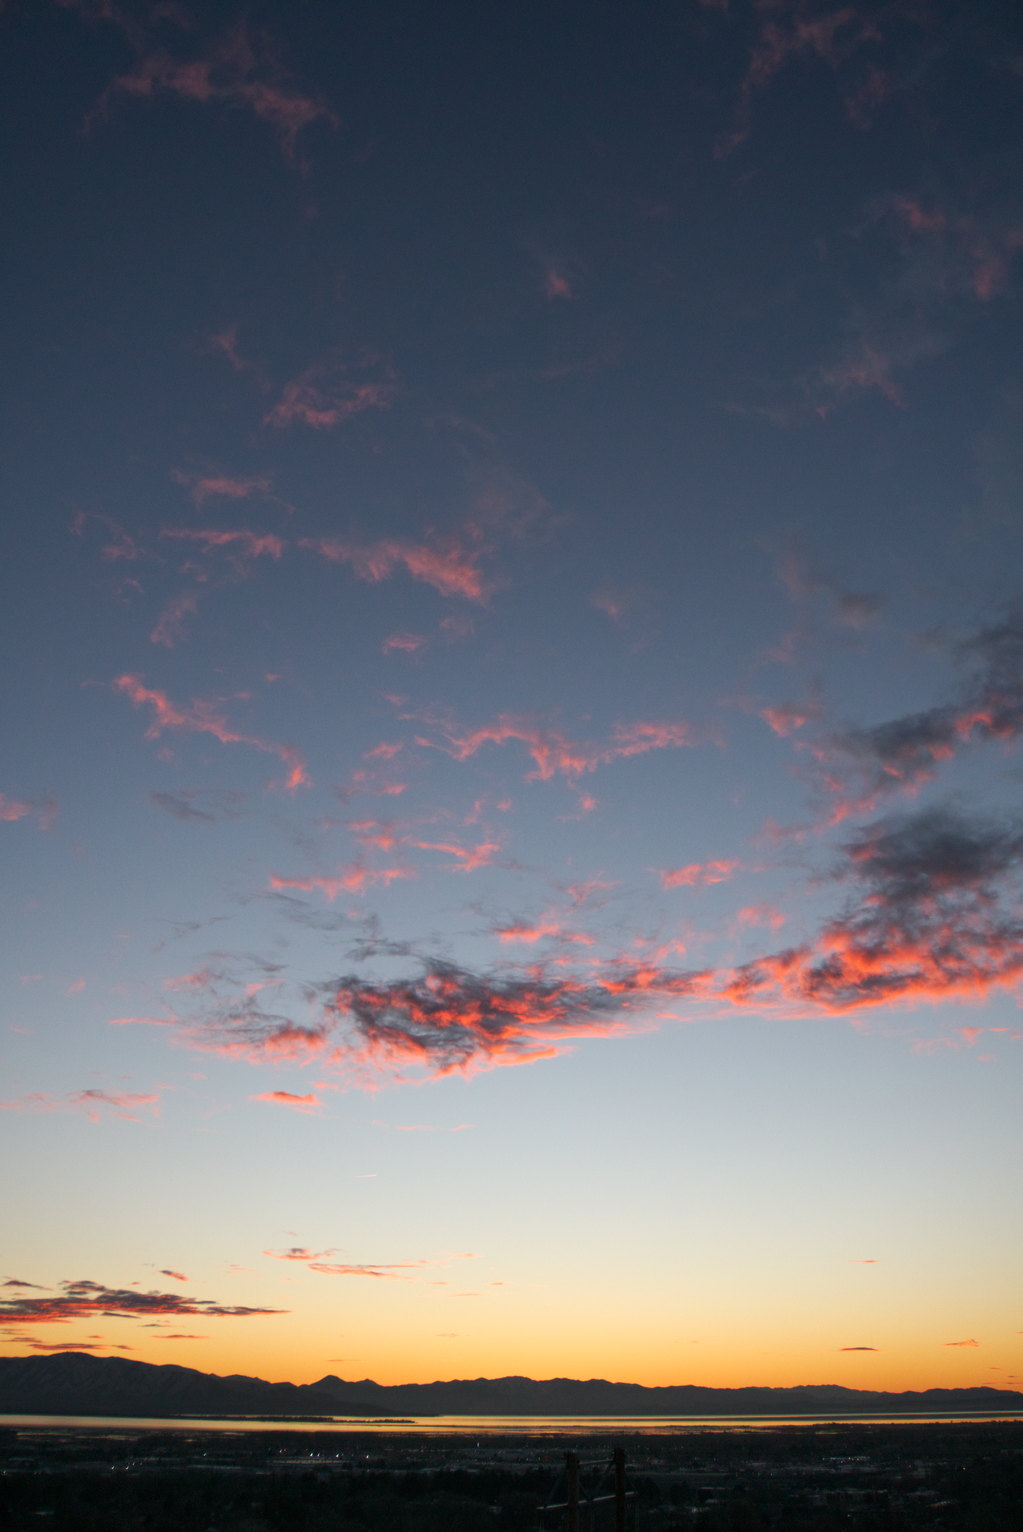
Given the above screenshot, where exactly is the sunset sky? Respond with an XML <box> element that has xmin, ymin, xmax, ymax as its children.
<box><xmin>2</xmin><ymin>0</ymin><xmax>1023</xmax><ymax>1396</ymax></box>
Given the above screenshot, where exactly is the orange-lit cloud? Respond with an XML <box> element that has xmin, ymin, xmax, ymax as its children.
<box><xmin>945</xmin><ymin>1338</ymin><xmax>980</xmax><ymax>1347</ymax></box>
<box><xmin>158</xmin><ymin>1271</ymin><xmax>188</xmax><ymax>1282</ymax></box>
<box><xmin>114</xmin><ymin>673</ymin><xmax>308</xmax><ymax>791</ymax></box>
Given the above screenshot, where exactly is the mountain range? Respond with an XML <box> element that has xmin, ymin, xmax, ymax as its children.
<box><xmin>1</xmin><ymin>1353</ymin><xmax>1020</xmax><ymax>1419</ymax></box>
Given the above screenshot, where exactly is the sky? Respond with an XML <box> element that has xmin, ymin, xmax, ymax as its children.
<box><xmin>2</xmin><ymin>0</ymin><xmax>1023</xmax><ymax>1396</ymax></box>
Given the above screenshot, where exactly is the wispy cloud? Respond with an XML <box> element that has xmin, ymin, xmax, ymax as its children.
<box><xmin>0</xmin><ymin>792</ymin><xmax>58</xmax><ymax>829</ymax></box>
<box><xmin>263</xmin><ymin>1248</ymin><xmax>477</xmax><ymax>1279</ymax></box>
<box><xmin>115</xmin><ymin>674</ymin><xmax>308</xmax><ymax>791</ymax></box>
<box><xmin>251</xmin><ymin>1090</ymin><xmax>321</xmax><ymax>1113</ymax></box>
<box><xmin>172</xmin><ymin>470</ymin><xmax>274</xmax><ymax>507</ymax></box>
<box><xmin>817</xmin><ymin>613</ymin><xmax>1023</xmax><ymax>820</ymax></box>
<box><xmin>422</xmin><ymin>713</ymin><xmax>696</xmax><ymax>784</ymax></box>
<box><xmin>408</xmin><ymin>838</ymin><xmax>501</xmax><ymax>873</ymax></box>
<box><xmin>269</xmin><ymin>864</ymin><xmax>416</xmax><ymax>899</ymax></box>
<box><xmin>266</xmin><ymin>362</ymin><xmax>395</xmax><ymax>430</ymax></box>
<box><xmin>95</xmin><ymin>20</ymin><xmax>339</xmax><ymax>160</ymax></box>
<box><xmin>659</xmin><ymin>860</ymin><xmax>738</xmax><ymax>889</ymax></box>
<box><xmin>302</xmin><ymin>533</ymin><xmax>489</xmax><ymax>602</ymax></box>
<box><xmin>0</xmin><ymin>1089</ymin><xmax>162</xmax><ymax>1122</ymax></box>
<box><xmin>161</xmin><ymin>528</ymin><xmax>286</xmax><ymax>563</ymax></box>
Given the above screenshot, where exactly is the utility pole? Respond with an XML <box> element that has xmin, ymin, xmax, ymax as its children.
<box><xmin>613</xmin><ymin>1447</ymin><xmax>627</xmax><ymax>1532</ymax></box>
<box><xmin>566</xmin><ymin>1451</ymin><xmax>580</xmax><ymax>1532</ymax></box>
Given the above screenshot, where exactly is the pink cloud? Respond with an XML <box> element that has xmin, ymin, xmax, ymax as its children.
<box><xmin>158</xmin><ymin>1270</ymin><xmax>188</xmax><ymax>1283</ymax></box>
<box><xmin>382</xmin><ymin>632</ymin><xmax>427</xmax><ymax>655</ymax></box>
<box><xmin>544</xmin><ymin>267</ymin><xmax>574</xmax><ymax>300</ymax></box>
<box><xmin>427</xmin><ymin>713</ymin><xmax>695</xmax><ymax>783</ymax></box>
<box><xmin>408</xmin><ymin>839</ymin><xmax>501</xmax><ymax>873</ymax></box>
<box><xmin>0</xmin><ymin>1089</ymin><xmax>162</xmax><ymax>1123</ymax></box>
<box><xmin>736</xmin><ymin>904</ymin><xmax>786</xmax><ymax>931</ymax></box>
<box><xmin>114</xmin><ymin>674</ymin><xmax>308</xmax><ymax>791</ymax></box>
<box><xmin>161</xmin><ymin>528</ymin><xmax>286</xmax><ymax>561</ymax></box>
<box><xmin>269</xmin><ymin>864</ymin><xmax>416</xmax><ymax>899</ymax></box>
<box><xmin>718</xmin><ymin>5</ymin><xmax>885</xmax><ymax>157</ymax></box>
<box><xmin>302</xmin><ymin>534</ymin><xmax>488</xmax><ymax>602</ymax></box>
<box><xmin>348</xmin><ymin>820</ymin><xmax>399</xmax><ymax>851</ymax></box>
<box><xmin>0</xmin><ymin>792</ymin><xmax>58</xmax><ymax>829</ymax></box>
<box><xmin>266</xmin><ymin>367</ymin><xmax>395</xmax><ymax>430</ymax></box>
<box><xmin>252</xmin><ymin>1090</ymin><xmax>321</xmax><ymax>1113</ymax></box>
<box><xmin>102</xmin><ymin>23</ymin><xmax>339</xmax><ymax>159</ymax></box>
<box><xmin>659</xmin><ymin>860</ymin><xmax>738</xmax><ymax>889</ymax></box>
<box><xmin>761</xmin><ymin>702</ymin><xmax>817</xmax><ymax>736</ymax></box>
<box><xmin>150</xmin><ymin>590</ymin><xmax>200</xmax><ymax>648</ymax></box>
<box><xmin>335</xmin><ymin>767</ymin><xmax>408</xmax><ymax>801</ymax></box>
<box><xmin>262</xmin><ymin>1248</ymin><xmax>337</xmax><ymax>1263</ymax></box>
<box><xmin>495</xmin><ymin>918</ymin><xmax>593</xmax><ymax>945</ymax></box>
<box><xmin>173</xmin><ymin>470</ymin><xmax>274</xmax><ymax>507</ymax></box>
<box><xmin>204</xmin><ymin>327</ymin><xmax>251</xmax><ymax>374</ymax></box>
<box><xmin>71</xmin><ymin>510</ymin><xmax>141</xmax><ymax>562</ymax></box>
<box><xmin>109</xmin><ymin>1015</ymin><xmax>178</xmax><ymax>1027</ymax></box>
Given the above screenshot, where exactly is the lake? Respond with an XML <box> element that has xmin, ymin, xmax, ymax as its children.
<box><xmin>4</xmin><ymin>1411</ymin><xmax>1023</xmax><ymax>1434</ymax></box>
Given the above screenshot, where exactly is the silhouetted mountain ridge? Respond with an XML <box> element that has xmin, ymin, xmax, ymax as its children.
<box><xmin>1</xmin><ymin>1353</ymin><xmax>1020</xmax><ymax>1418</ymax></box>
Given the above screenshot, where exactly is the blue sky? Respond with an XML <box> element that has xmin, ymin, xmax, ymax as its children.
<box><xmin>1</xmin><ymin>0</ymin><xmax>1022</xmax><ymax>1390</ymax></box>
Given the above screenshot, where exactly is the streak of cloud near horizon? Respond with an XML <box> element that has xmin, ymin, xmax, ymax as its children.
<box><xmin>1</xmin><ymin>0</ymin><xmax>1022</xmax><ymax>1396</ymax></box>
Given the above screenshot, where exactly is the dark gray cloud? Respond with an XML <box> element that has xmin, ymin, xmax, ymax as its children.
<box><xmin>827</xmin><ymin>612</ymin><xmax>1023</xmax><ymax>809</ymax></box>
<box><xmin>0</xmin><ymin>1278</ymin><xmax>285</xmax><ymax>1326</ymax></box>
<box><xmin>725</xmin><ymin>805</ymin><xmax>1023</xmax><ymax>1011</ymax></box>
